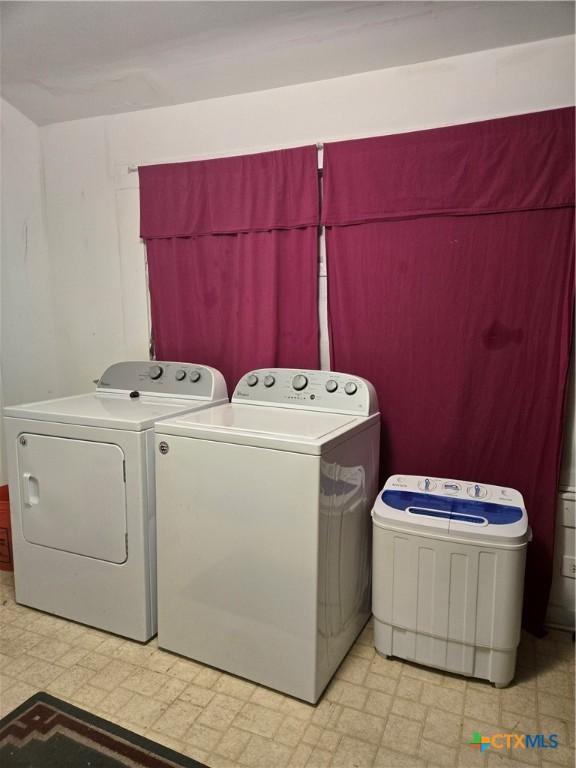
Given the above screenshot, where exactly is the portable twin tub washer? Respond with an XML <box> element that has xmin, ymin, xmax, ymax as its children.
<box><xmin>372</xmin><ymin>474</ymin><xmax>530</xmax><ymax>687</ymax></box>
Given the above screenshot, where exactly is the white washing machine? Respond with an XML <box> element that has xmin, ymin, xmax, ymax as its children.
<box><xmin>4</xmin><ymin>361</ymin><xmax>227</xmax><ymax>641</ymax></box>
<box><xmin>155</xmin><ymin>368</ymin><xmax>380</xmax><ymax>703</ymax></box>
<box><xmin>372</xmin><ymin>474</ymin><xmax>530</xmax><ymax>687</ymax></box>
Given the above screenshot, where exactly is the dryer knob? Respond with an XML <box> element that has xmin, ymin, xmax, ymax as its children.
<box><xmin>189</xmin><ymin>370</ymin><xmax>201</xmax><ymax>383</ymax></box>
<box><xmin>246</xmin><ymin>374</ymin><xmax>259</xmax><ymax>387</ymax></box>
<box><xmin>344</xmin><ymin>381</ymin><xmax>358</xmax><ymax>395</ymax></box>
<box><xmin>263</xmin><ymin>375</ymin><xmax>275</xmax><ymax>388</ymax></box>
<box><xmin>292</xmin><ymin>374</ymin><xmax>308</xmax><ymax>391</ymax></box>
<box><xmin>326</xmin><ymin>379</ymin><xmax>338</xmax><ymax>393</ymax></box>
<box><xmin>150</xmin><ymin>365</ymin><xmax>163</xmax><ymax>380</ymax></box>
<box><xmin>175</xmin><ymin>369</ymin><xmax>187</xmax><ymax>381</ymax></box>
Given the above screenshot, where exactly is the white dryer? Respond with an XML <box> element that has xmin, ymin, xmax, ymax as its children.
<box><xmin>155</xmin><ymin>368</ymin><xmax>380</xmax><ymax>702</ymax></box>
<box><xmin>4</xmin><ymin>361</ymin><xmax>227</xmax><ymax>641</ymax></box>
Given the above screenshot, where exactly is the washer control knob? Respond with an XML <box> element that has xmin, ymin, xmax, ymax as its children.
<box><xmin>189</xmin><ymin>370</ymin><xmax>201</xmax><ymax>383</ymax></box>
<box><xmin>326</xmin><ymin>379</ymin><xmax>338</xmax><ymax>393</ymax></box>
<box><xmin>292</xmin><ymin>374</ymin><xmax>308</xmax><ymax>391</ymax></box>
<box><xmin>263</xmin><ymin>375</ymin><xmax>275</xmax><ymax>388</ymax></box>
<box><xmin>467</xmin><ymin>484</ymin><xmax>487</xmax><ymax>499</ymax></box>
<box><xmin>149</xmin><ymin>365</ymin><xmax>163</xmax><ymax>380</ymax></box>
<box><xmin>246</xmin><ymin>374</ymin><xmax>259</xmax><ymax>387</ymax></box>
<box><xmin>175</xmin><ymin>369</ymin><xmax>186</xmax><ymax>381</ymax></box>
<box><xmin>344</xmin><ymin>381</ymin><xmax>358</xmax><ymax>395</ymax></box>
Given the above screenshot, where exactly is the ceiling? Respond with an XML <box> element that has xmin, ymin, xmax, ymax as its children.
<box><xmin>1</xmin><ymin>1</ymin><xmax>574</xmax><ymax>126</ymax></box>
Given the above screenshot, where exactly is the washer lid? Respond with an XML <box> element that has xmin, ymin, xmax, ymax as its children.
<box><xmin>155</xmin><ymin>402</ymin><xmax>370</xmax><ymax>454</ymax></box>
<box><xmin>3</xmin><ymin>392</ymin><xmax>218</xmax><ymax>431</ymax></box>
<box><xmin>372</xmin><ymin>475</ymin><xmax>529</xmax><ymax>544</ymax></box>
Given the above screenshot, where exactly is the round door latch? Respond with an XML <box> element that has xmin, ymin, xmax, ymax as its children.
<box><xmin>158</xmin><ymin>441</ymin><xmax>170</xmax><ymax>455</ymax></box>
<box><xmin>19</xmin><ymin>436</ymin><xmax>27</xmax><ymax>446</ymax></box>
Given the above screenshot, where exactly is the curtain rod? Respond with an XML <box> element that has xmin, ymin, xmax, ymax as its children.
<box><xmin>127</xmin><ymin>142</ymin><xmax>324</xmax><ymax>173</ymax></box>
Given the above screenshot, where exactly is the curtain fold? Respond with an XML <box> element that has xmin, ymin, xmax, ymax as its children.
<box><xmin>140</xmin><ymin>146</ymin><xmax>320</xmax><ymax>391</ymax></box>
<box><xmin>325</xmin><ymin>108</ymin><xmax>575</xmax><ymax>634</ymax></box>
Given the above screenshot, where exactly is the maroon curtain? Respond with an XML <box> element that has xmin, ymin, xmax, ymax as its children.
<box><xmin>140</xmin><ymin>146</ymin><xmax>319</xmax><ymax>390</ymax></box>
<box><xmin>323</xmin><ymin>108</ymin><xmax>575</xmax><ymax>634</ymax></box>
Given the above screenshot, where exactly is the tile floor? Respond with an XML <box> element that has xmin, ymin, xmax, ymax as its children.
<box><xmin>0</xmin><ymin>570</ymin><xmax>573</xmax><ymax>768</ymax></box>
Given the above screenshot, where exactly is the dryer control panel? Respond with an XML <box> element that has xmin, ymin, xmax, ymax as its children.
<box><xmin>97</xmin><ymin>361</ymin><xmax>228</xmax><ymax>401</ymax></box>
<box><xmin>232</xmin><ymin>369</ymin><xmax>378</xmax><ymax>416</ymax></box>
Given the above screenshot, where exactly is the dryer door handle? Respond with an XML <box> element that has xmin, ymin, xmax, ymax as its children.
<box><xmin>22</xmin><ymin>473</ymin><xmax>40</xmax><ymax>507</ymax></box>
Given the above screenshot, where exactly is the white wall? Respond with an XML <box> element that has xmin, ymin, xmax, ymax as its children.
<box><xmin>0</xmin><ymin>99</ymin><xmax>60</xmax><ymax>484</ymax></box>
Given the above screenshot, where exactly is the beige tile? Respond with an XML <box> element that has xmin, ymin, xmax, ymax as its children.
<box><xmin>391</xmin><ymin>696</ymin><xmax>427</xmax><ymax>722</ymax></box>
<box><xmin>349</xmin><ymin>642</ymin><xmax>376</xmax><ymax>661</ymax></box>
<box><xmin>112</xmin><ymin>642</ymin><xmax>155</xmax><ymax>667</ymax></box>
<box><xmin>208</xmin><ymin>755</ymin><xmax>240</xmax><ymax>768</ymax></box>
<box><xmin>331</xmin><ymin>735</ymin><xmax>378</xmax><ymax>767</ymax></box>
<box><xmin>28</xmin><ymin>638</ymin><xmax>73</xmax><ymax>663</ymax></box>
<box><xmin>166</xmin><ymin>658</ymin><xmax>203</xmax><ymax>682</ymax></box>
<box><xmin>122</xmin><ymin>668</ymin><xmax>166</xmax><ymax>697</ymax></box>
<box><xmin>336</xmin><ymin>705</ymin><xmax>385</xmax><ymax>744</ymax></box>
<box><xmin>382</xmin><ymin>713</ymin><xmax>421</xmax><ymax>754</ymax></box>
<box><xmin>421</xmin><ymin>682</ymin><xmax>465</xmax><ymax>714</ymax></box>
<box><xmin>144</xmin><ymin>649</ymin><xmax>177</xmax><ymax>674</ymax></box>
<box><xmin>280</xmin><ymin>697</ymin><xmax>316</xmax><ymax>722</ymax></box>
<box><xmin>310</xmin><ymin>699</ymin><xmax>342</xmax><ymax>729</ymax></box>
<box><xmin>72</xmin><ymin>684</ymin><xmax>109</xmax><ymax>709</ymax></box>
<box><xmin>317</xmin><ymin>728</ymin><xmax>341</xmax><ymax>752</ymax></box>
<box><xmin>325</xmin><ymin>679</ymin><xmax>368</xmax><ymax>709</ymax></box>
<box><xmin>145</xmin><ymin>730</ymin><xmax>185</xmax><ymax>754</ymax></box>
<box><xmin>249</xmin><ymin>686</ymin><xmax>287</xmax><ymax>711</ymax></box>
<box><xmin>234</xmin><ymin>702</ymin><xmax>284</xmax><ymax>738</ymax></box>
<box><xmin>275</xmin><ymin>715</ymin><xmax>308</xmax><ymax>747</ymax></box>
<box><xmin>455</xmin><ymin>745</ymin><xmax>488</xmax><ymax>768</ymax></box>
<box><xmin>46</xmin><ymin>665</ymin><xmax>94</xmax><ymax>698</ymax></box>
<box><xmin>364</xmin><ymin>689</ymin><xmax>393</xmax><ymax>718</ymax></box>
<box><xmin>396</xmin><ymin>676</ymin><xmax>423</xmax><ymax>702</ymax></box>
<box><xmin>155</xmin><ymin>676</ymin><xmax>188</xmax><ymax>704</ymax></box>
<box><xmin>98</xmin><ymin>687</ymin><xmax>135</xmax><ymax>715</ymax></box>
<box><xmin>148</xmin><ymin>699</ymin><xmax>199</xmax><ymax>737</ymax></box>
<box><xmin>1</xmin><ymin>654</ymin><xmax>39</xmax><ymax>679</ymax></box>
<box><xmin>193</xmin><ymin>666</ymin><xmax>221</xmax><ymax>688</ymax></box>
<box><xmin>365</xmin><ymin>672</ymin><xmax>398</xmax><ymax>694</ymax></box>
<box><xmin>238</xmin><ymin>734</ymin><xmax>293</xmax><ymax>768</ymax></box>
<box><xmin>0</xmin><ymin>681</ymin><xmax>38</xmax><ymax>717</ymax></box>
<box><xmin>374</xmin><ymin>746</ymin><xmax>426</xmax><ymax>767</ymax></box>
<box><xmin>197</xmin><ymin>693</ymin><xmax>244</xmax><ymax>731</ymax></box>
<box><xmin>306</xmin><ymin>747</ymin><xmax>332</xmax><ymax>767</ymax></box>
<box><xmin>179</xmin><ymin>682</ymin><xmax>215</xmax><ymax>707</ymax></box>
<box><xmin>369</xmin><ymin>653</ymin><xmax>402</xmax><ymax>680</ymax></box>
<box><xmin>302</xmin><ymin>724</ymin><xmax>322</xmax><ymax>746</ymax></box>
<box><xmin>90</xmin><ymin>659</ymin><xmax>137</xmax><ymax>691</ymax></box>
<box><xmin>422</xmin><ymin>708</ymin><xmax>462</xmax><ymax>746</ymax></box>
<box><xmin>214</xmin><ymin>673</ymin><xmax>256</xmax><ymax>701</ymax></box>
<box><xmin>18</xmin><ymin>658</ymin><xmax>64</xmax><ymax>688</ymax></box>
<box><xmin>287</xmin><ymin>742</ymin><xmax>313</xmax><ymax>768</ymax></box>
<box><xmin>183</xmin><ymin>722</ymin><xmax>221</xmax><ymax>751</ymax></box>
<box><xmin>55</xmin><ymin>646</ymin><xmax>89</xmax><ymax>669</ymax></box>
<box><xmin>96</xmin><ymin>636</ymin><xmax>128</xmax><ymax>656</ymax></box>
<box><xmin>77</xmin><ymin>652</ymin><xmax>110</xmax><ymax>671</ymax></box>
<box><xmin>419</xmin><ymin>738</ymin><xmax>458</xmax><ymax>766</ymax></box>
<box><xmin>214</xmin><ymin>726</ymin><xmax>253</xmax><ymax>759</ymax></box>
<box><xmin>500</xmin><ymin>710</ymin><xmax>538</xmax><ymax>735</ymax></box>
<box><xmin>537</xmin><ymin>692</ymin><xmax>574</xmax><ymax>722</ymax></box>
<box><xmin>337</xmin><ymin>655</ymin><xmax>371</xmax><ymax>684</ymax></box>
<box><xmin>538</xmin><ymin>714</ymin><xmax>574</xmax><ymax>748</ymax></box>
<box><xmin>465</xmin><ymin>688</ymin><xmax>502</xmax><ymax>722</ymax></box>
<box><xmin>500</xmin><ymin>686</ymin><xmax>536</xmax><ymax>717</ymax></box>
<box><xmin>0</xmin><ymin>634</ymin><xmax>43</xmax><ymax>657</ymax></box>
<box><xmin>182</xmin><ymin>744</ymin><xmax>210</xmax><ymax>764</ymax></box>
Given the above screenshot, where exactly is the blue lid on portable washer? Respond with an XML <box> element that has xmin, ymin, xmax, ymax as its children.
<box><xmin>381</xmin><ymin>490</ymin><xmax>523</xmax><ymax>525</ymax></box>
<box><xmin>372</xmin><ymin>475</ymin><xmax>529</xmax><ymax>543</ymax></box>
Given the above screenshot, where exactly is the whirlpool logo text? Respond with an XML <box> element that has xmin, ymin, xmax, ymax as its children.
<box><xmin>470</xmin><ymin>732</ymin><xmax>559</xmax><ymax>752</ymax></box>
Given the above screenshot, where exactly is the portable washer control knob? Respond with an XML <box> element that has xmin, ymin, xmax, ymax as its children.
<box><xmin>263</xmin><ymin>375</ymin><xmax>275</xmax><ymax>388</ymax></box>
<box><xmin>189</xmin><ymin>370</ymin><xmax>201</xmax><ymax>383</ymax></box>
<box><xmin>246</xmin><ymin>374</ymin><xmax>259</xmax><ymax>387</ymax></box>
<box><xmin>149</xmin><ymin>365</ymin><xmax>163</xmax><ymax>380</ymax></box>
<box><xmin>292</xmin><ymin>374</ymin><xmax>308</xmax><ymax>391</ymax></box>
<box><xmin>344</xmin><ymin>381</ymin><xmax>358</xmax><ymax>395</ymax></box>
<box><xmin>326</xmin><ymin>379</ymin><xmax>338</xmax><ymax>393</ymax></box>
<box><xmin>175</xmin><ymin>369</ymin><xmax>187</xmax><ymax>381</ymax></box>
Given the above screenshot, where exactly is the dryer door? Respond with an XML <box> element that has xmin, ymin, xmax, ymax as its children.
<box><xmin>18</xmin><ymin>434</ymin><xmax>127</xmax><ymax>563</ymax></box>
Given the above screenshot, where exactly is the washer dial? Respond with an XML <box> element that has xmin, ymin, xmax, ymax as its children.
<box><xmin>344</xmin><ymin>381</ymin><xmax>358</xmax><ymax>395</ymax></box>
<box><xmin>292</xmin><ymin>374</ymin><xmax>308</xmax><ymax>391</ymax></box>
<box><xmin>326</xmin><ymin>379</ymin><xmax>338</xmax><ymax>393</ymax></box>
<box><xmin>175</xmin><ymin>369</ymin><xmax>187</xmax><ymax>381</ymax></box>
<box><xmin>263</xmin><ymin>375</ymin><xmax>275</xmax><ymax>388</ymax></box>
<box><xmin>149</xmin><ymin>365</ymin><xmax>163</xmax><ymax>380</ymax></box>
<box><xmin>246</xmin><ymin>374</ymin><xmax>259</xmax><ymax>387</ymax></box>
<box><xmin>189</xmin><ymin>370</ymin><xmax>201</xmax><ymax>383</ymax></box>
